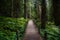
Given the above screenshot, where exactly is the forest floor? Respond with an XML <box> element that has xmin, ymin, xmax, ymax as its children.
<box><xmin>23</xmin><ymin>20</ymin><xmax>42</xmax><ymax>40</ymax></box>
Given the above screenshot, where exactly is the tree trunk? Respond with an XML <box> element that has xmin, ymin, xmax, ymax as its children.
<box><xmin>24</xmin><ymin>0</ymin><xmax>29</xmax><ymax>19</ymax></box>
<box><xmin>35</xmin><ymin>0</ymin><xmax>42</xmax><ymax>34</ymax></box>
<box><xmin>35</xmin><ymin>1</ymin><xmax>41</xmax><ymax>19</ymax></box>
<box><xmin>12</xmin><ymin>0</ymin><xmax>20</xmax><ymax>18</ymax></box>
<box><xmin>53</xmin><ymin>0</ymin><xmax>60</xmax><ymax>26</ymax></box>
<box><xmin>41</xmin><ymin>0</ymin><xmax>46</xmax><ymax>29</ymax></box>
<box><xmin>41</xmin><ymin>0</ymin><xmax>47</xmax><ymax>40</ymax></box>
<box><xmin>46</xmin><ymin>0</ymin><xmax>53</xmax><ymax>21</ymax></box>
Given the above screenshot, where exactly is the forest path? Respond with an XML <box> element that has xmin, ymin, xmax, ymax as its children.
<box><xmin>23</xmin><ymin>20</ymin><xmax>42</xmax><ymax>40</ymax></box>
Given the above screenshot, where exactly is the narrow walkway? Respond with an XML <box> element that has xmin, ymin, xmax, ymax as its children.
<box><xmin>23</xmin><ymin>20</ymin><xmax>42</xmax><ymax>40</ymax></box>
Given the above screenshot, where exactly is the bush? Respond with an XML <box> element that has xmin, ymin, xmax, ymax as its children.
<box><xmin>40</xmin><ymin>22</ymin><xmax>60</xmax><ymax>40</ymax></box>
<box><xmin>0</xmin><ymin>16</ymin><xmax>27</xmax><ymax>40</ymax></box>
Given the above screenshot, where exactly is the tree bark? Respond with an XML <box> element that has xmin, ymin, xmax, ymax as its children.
<box><xmin>41</xmin><ymin>0</ymin><xmax>46</xmax><ymax>29</ymax></box>
<box><xmin>41</xmin><ymin>0</ymin><xmax>47</xmax><ymax>40</ymax></box>
<box><xmin>24</xmin><ymin>0</ymin><xmax>29</xmax><ymax>19</ymax></box>
<box><xmin>53</xmin><ymin>0</ymin><xmax>60</xmax><ymax>26</ymax></box>
<box><xmin>12</xmin><ymin>0</ymin><xmax>20</xmax><ymax>18</ymax></box>
<box><xmin>46</xmin><ymin>0</ymin><xmax>53</xmax><ymax>21</ymax></box>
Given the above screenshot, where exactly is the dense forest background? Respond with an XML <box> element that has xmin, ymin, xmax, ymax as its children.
<box><xmin>0</xmin><ymin>0</ymin><xmax>60</xmax><ymax>40</ymax></box>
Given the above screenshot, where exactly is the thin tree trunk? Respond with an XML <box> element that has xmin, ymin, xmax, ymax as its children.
<box><xmin>46</xmin><ymin>0</ymin><xmax>53</xmax><ymax>21</ymax></box>
<box><xmin>24</xmin><ymin>0</ymin><xmax>28</xmax><ymax>19</ymax></box>
<box><xmin>41</xmin><ymin>0</ymin><xmax>47</xmax><ymax>40</ymax></box>
<box><xmin>35</xmin><ymin>1</ymin><xmax>42</xmax><ymax>34</ymax></box>
<box><xmin>12</xmin><ymin>0</ymin><xmax>20</xmax><ymax>18</ymax></box>
<box><xmin>41</xmin><ymin>0</ymin><xmax>47</xmax><ymax>29</ymax></box>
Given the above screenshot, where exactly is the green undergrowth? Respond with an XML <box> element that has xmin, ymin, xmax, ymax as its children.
<box><xmin>40</xmin><ymin>22</ymin><xmax>60</xmax><ymax>40</ymax></box>
<box><xmin>0</xmin><ymin>16</ymin><xmax>27</xmax><ymax>40</ymax></box>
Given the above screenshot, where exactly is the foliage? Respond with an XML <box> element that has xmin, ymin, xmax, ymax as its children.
<box><xmin>0</xmin><ymin>16</ymin><xmax>27</xmax><ymax>40</ymax></box>
<box><xmin>40</xmin><ymin>22</ymin><xmax>60</xmax><ymax>40</ymax></box>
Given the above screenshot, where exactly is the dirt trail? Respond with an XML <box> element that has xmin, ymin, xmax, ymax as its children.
<box><xmin>23</xmin><ymin>20</ymin><xmax>42</xmax><ymax>40</ymax></box>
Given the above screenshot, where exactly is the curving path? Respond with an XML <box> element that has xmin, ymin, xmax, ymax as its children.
<box><xmin>23</xmin><ymin>20</ymin><xmax>42</xmax><ymax>40</ymax></box>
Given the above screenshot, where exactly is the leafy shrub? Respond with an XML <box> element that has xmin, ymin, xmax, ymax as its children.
<box><xmin>40</xmin><ymin>22</ymin><xmax>60</xmax><ymax>40</ymax></box>
<box><xmin>0</xmin><ymin>16</ymin><xmax>27</xmax><ymax>40</ymax></box>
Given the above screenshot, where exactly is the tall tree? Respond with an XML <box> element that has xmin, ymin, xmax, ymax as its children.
<box><xmin>35</xmin><ymin>0</ymin><xmax>41</xmax><ymax>20</ymax></box>
<box><xmin>53</xmin><ymin>0</ymin><xmax>60</xmax><ymax>26</ymax></box>
<box><xmin>46</xmin><ymin>0</ymin><xmax>53</xmax><ymax>21</ymax></box>
<box><xmin>12</xmin><ymin>0</ymin><xmax>20</xmax><ymax>18</ymax></box>
<box><xmin>34</xmin><ymin>0</ymin><xmax>42</xmax><ymax>34</ymax></box>
<box><xmin>24</xmin><ymin>0</ymin><xmax>29</xmax><ymax>19</ymax></box>
<box><xmin>41</xmin><ymin>0</ymin><xmax>46</xmax><ymax>29</ymax></box>
<box><xmin>41</xmin><ymin>0</ymin><xmax>47</xmax><ymax>40</ymax></box>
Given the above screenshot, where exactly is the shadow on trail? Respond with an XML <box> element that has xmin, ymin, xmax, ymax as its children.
<box><xmin>23</xmin><ymin>20</ymin><xmax>42</xmax><ymax>40</ymax></box>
